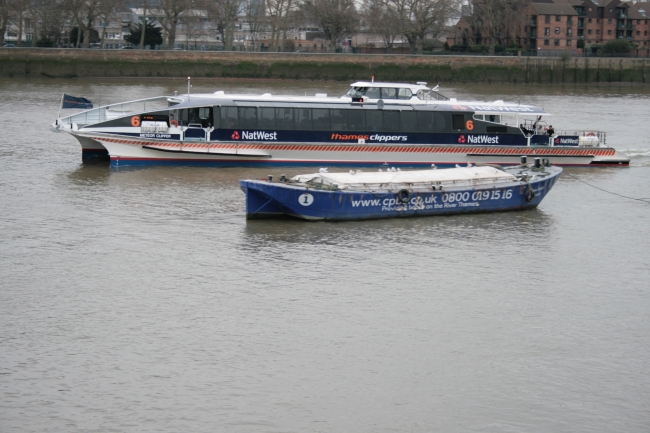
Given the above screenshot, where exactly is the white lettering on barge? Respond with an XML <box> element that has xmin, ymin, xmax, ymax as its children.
<box><xmin>349</xmin><ymin>188</ymin><xmax>515</xmax><ymax>212</ymax></box>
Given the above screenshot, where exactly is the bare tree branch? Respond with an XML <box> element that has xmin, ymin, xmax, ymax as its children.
<box><xmin>300</xmin><ymin>0</ymin><xmax>358</xmax><ymax>52</ymax></box>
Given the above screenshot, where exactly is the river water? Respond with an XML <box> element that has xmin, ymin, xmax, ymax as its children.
<box><xmin>1</xmin><ymin>78</ymin><xmax>649</xmax><ymax>432</ymax></box>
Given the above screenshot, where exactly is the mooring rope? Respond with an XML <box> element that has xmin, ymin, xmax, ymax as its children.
<box><xmin>563</xmin><ymin>172</ymin><xmax>650</xmax><ymax>204</ymax></box>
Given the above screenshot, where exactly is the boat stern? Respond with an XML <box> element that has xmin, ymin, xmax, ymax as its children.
<box><xmin>589</xmin><ymin>148</ymin><xmax>630</xmax><ymax>166</ymax></box>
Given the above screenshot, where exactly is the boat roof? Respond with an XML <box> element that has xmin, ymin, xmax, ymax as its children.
<box><xmin>350</xmin><ymin>81</ymin><xmax>431</xmax><ymax>91</ymax></box>
<box><xmin>293</xmin><ymin>166</ymin><xmax>517</xmax><ymax>188</ymax></box>
<box><xmin>166</xmin><ymin>95</ymin><xmax>549</xmax><ymax>115</ymax></box>
<box><xmin>444</xmin><ymin>102</ymin><xmax>549</xmax><ymax>115</ymax></box>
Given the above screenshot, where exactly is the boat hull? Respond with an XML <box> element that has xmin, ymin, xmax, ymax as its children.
<box><xmin>80</xmin><ymin>133</ymin><xmax>628</xmax><ymax>168</ymax></box>
<box><xmin>240</xmin><ymin>167</ymin><xmax>562</xmax><ymax>221</ymax></box>
<box><xmin>76</xmin><ymin>135</ymin><xmax>109</xmax><ymax>162</ymax></box>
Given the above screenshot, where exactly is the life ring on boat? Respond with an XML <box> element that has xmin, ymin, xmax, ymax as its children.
<box><xmin>397</xmin><ymin>189</ymin><xmax>411</xmax><ymax>204</ymax></box>
<box><xmin>525</xmin><ymin>187</ymin><xmax>535</xmax><ymax>202</ymax></box>
<box><xmin>170</xmin><ymin>119</ymin><xmax>178</xmax><ymax>127</ymax></box>
<box><xmin>586</xmin><ymin>131</ymin><xmax>596</xmax><ymax>137</ymax></box>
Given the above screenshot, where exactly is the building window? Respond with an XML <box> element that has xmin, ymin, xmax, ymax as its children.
<box><xmin>544</xmin><ymin>39</ymin><xmax>550</xmax><ymax>45</ymax></box>
<box><xmin>596</xmin><ymin>30</ymin><xmax>600</xmax><ymax>34</ymax></box>
<box><xmin>555</xmin><ymin>27</ymin><xmax>560</xmax><ymax>34</ymax></box>
<box><xmin>588</xmin><ymin>18</ymin><xmax>592</xmax><ymax>23</ymax></box>
<box><xmin>637</xmin><ymin>20</ymin><xmax>641</xmax><ymax>24</ymax></box>
<box><xmin>637</xmin><ymin>31</ymin><xmax>640</xmax><ymax>36</ymax></box>
<box><xmin>556</xmin><ymin>15</ymin><xmax>561</xmax><ymax>22</ymax></box>
<box><xmin>588</xmin><ymin>29</ymin><xmax>592</xmax><ymax>34</ymax></box>
<box><xmin>608</xmin><ymin>19</ymin><xmax>612</xmax><ymax>24</ymax></box>
<box><xmin>566</xmin><ymin>39</ymin><xmax>572</xmax><ymax>46</ymax></box>
<box><xmin>608</xmin><ymin>30</ymin><xmax>612</xmax><ymax>35</ymax></box>
<box><xmin>554</xmin><ymin>39</ymin><xmax>560</xmax><ymax>46</ymax></box>
<box><xmin>545</xmin><ymin>27</ymin><xmax>550</xmax><ymax>35</ymax></box>
<box><xmin>646</xmin><ymin>31</ymin><xmax>648</xmax><ymax>36</ymax></box>
<box><xmin>545</xmin><ymin>15</ymin><xmax>551</xmax><ymax>24</ymax></box>
<box><xmin>567</xmin><ymin>28</ymin><xmax>572</xmax><ymax>36</ymax></box>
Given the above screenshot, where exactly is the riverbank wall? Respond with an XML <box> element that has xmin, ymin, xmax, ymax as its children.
<box><xmin>0</xmin><ymin>49</ymin><xmax>648</xmax><ymax>84</ymax></box>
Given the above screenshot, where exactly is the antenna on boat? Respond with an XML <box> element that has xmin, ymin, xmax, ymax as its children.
<box><xmin>187</xmin><ymin>76</ymin><xmax>191</xmax><ymax>100</ymax></box>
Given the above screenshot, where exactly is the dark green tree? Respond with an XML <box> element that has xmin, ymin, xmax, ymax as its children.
<box><xmin>125</xmin><ymin>22</ymin><xmax>163</xmax><ymax>49</ymax></box>
<box><xmin>602</xmin><ymin>39</ymin><xmax>632</xmax><ymax>54</ymax></box>
<box><xmin>68</xmin><ymin>27</ymin><xmax>100</xmax><ymax>47</ymax></box>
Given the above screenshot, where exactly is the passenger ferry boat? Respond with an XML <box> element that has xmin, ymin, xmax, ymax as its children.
<box><xmin>52</xmin><ymin>80</ymin><xmax>630</xmax><ymax>167</ymax></box>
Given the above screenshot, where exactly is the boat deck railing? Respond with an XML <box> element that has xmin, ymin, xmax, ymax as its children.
<box><xmin>528</xmin><ymin>130</ymin><xmax>607</xmax><ymax>146</ymax></box>
<box><xmin>558</xmin><ymin>130</ymin><xmax>607</xmax><ymax>145</ymax></box>
<box><xmin>58</xmin><ymin>96</ymin><xmax>171</xmax><ymax>127</ymax></box>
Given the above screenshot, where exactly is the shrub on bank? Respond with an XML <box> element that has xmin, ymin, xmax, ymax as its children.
<box><xmin>602</xmin><ymin>39</ymin><xmax>632</xmax><ymax>54</ymax></box>
<box><xmin>449</xmin><ymin>44</ymin><xmax>513</xmax><ymax>55</ymax></box>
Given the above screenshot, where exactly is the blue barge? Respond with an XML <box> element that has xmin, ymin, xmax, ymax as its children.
<box><xmin>240</xmin><ymin>159</ymin><xmax>562</xmax><ymax>221</ymax></box>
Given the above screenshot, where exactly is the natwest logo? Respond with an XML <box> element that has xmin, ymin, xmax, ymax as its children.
<box><xmin>242</xmin><ymin>131</ymin><xmax>278</xmax><ymax>140</ymax></box>
<box><xmin>556</xmin><ymin>136</ymin><xmax>579</xmax><ymax>145</ymax></box>
<box><xmin>466</xmin><ymin>135</ymin><xmax>499</xmax><ymax>144</ymax></box>
<box><xmin>458</xmin><ymin>135</ymin><xmax>466</xmax><ymax>143</ymax></box>
<box><xmin>231</xmin><ymin>131</ymin><xmax>240</xmax><ymax>140</ymax></box>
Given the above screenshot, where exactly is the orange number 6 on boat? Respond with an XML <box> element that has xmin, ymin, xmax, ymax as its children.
<box><xmin>131</xmin><ymin>116</ymin><xmax>141</xmax><ymax>127</ymax></box>
<box><xmin>466</xmin><ymin>120</ymin><xmax>474</xmax><ymax>130</ymax></box>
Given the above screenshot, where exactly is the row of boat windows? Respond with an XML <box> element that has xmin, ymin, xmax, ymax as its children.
<box><xmin>174</xmin><ymin>106</ymin><xmax>453</xmax><ymax>132</ymax></box>
<box><xmin>345</xmin><ymin>87</ymin><xmax>413</xmax><ymax>100</ymax></box>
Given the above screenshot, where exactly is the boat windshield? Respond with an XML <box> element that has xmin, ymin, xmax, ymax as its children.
<box><xmin>346</xmin><ymin>87</ymin><xmax>364</xmax><ymax>98</ymax></box>
<box><xmin>346</xmin><ymin>87</ymin><xmax>412</xmax><ymax>100</ymax></box>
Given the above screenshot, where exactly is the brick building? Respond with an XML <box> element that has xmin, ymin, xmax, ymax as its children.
<box><xmin>451</xmin><ymin>0</ymin><xmax>650</xmax><ymax>54</ymax></box>
<box><xmin>526</xmin><ymin>2</ymin><xmax>579</xmax><ymax>54</ymax></box>
<box><xmin>629</xmin><ymin>3</ymin><xmax>650</xmax><ymax>47</ymax></box>
<box><xmin>573</xmin><ymin>0</ymin><xmax>649</xmax><ymax>47</ymax></box>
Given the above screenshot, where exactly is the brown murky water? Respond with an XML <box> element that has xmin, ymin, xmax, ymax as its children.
<box><xmin>1</xmin><ymin>78</ymin><xmax>649</xmax><ymax>432</ymax></box>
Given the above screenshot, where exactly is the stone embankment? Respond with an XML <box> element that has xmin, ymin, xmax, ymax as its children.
<box><xmin>0</xmin><ymin>48</ymin><xmax>648</xmax><ymax>84</ymax></box>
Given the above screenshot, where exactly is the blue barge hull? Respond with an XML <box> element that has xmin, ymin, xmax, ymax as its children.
<box><xmin>240</xmin><ymin>165</ymin><xmax>562</xmax><ymax>221</ymax></box>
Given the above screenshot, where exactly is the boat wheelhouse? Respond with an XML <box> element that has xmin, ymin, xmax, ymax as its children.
<box><xmin>52</xmin><ymin>81</ymin><xmax>629</xmax><ymax>167</ymax></box>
